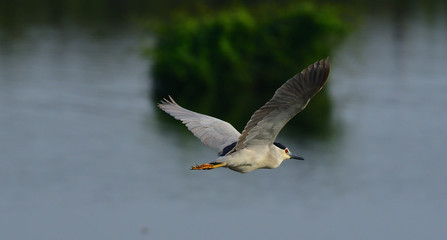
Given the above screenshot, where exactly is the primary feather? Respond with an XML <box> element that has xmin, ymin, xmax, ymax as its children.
<box><xmin>158</xmin><ymin>96</ymin><xmax>241</xmax><ymax>153</ymax></box>
<box><xmin>233</xmin><ymin>57</ymin><xmax>330</xmax><ymax>151</ymax></box>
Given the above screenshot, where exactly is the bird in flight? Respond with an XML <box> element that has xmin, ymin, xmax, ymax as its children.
<box><xmin>158</xmin><ymin>58</ymin><xmax>330</xmax><ymax>173</ymax></box>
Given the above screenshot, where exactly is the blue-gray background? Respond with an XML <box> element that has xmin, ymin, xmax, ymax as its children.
<box><xmin>1</xmin><ymin>2</ymin><xmax>446</xmax><ymax>240</ymax></box>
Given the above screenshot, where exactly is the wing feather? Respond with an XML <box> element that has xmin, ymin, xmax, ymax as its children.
<box><xmin>158</xmin><ymin>96</ymin><xmax>241</xmax><ymax>152</ymax></box>
<box><xmin>233</xmin><ymin>58</ymin><xmax>330</xmax><ymax>151</ymax></box>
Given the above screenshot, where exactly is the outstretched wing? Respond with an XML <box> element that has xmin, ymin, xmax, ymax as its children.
<box><xmin>158</xmin><ymin>96</ymin><xmax>241</xmax><ymax>152</ymax></box>
<box><xmin>234</xmin><ymin>58</ymin><xmax>330</xmax><ymax>151</ymax></box>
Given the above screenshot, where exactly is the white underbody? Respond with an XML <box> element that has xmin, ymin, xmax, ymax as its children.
<box><xmin>215</xmin><ymin>145</ymin><xmax>285</xmax><ymax>173</ymax></box>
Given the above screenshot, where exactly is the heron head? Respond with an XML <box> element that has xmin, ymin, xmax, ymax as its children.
<box><xmin>274</xmin><ymin>142</ymin><xmax>304</xmax><ymax>161</ymax></box>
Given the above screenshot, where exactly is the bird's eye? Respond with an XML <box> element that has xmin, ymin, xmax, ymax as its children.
<box><xmin>285</xmin><ymin>148</ymin><xmax>289</xmax><ymax>154</ymax></box>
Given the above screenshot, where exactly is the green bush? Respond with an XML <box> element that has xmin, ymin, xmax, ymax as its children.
<box><xmin>151</xmin><ymin>3</ymin><xmax>347</xmax><ymax>135</ymax></box>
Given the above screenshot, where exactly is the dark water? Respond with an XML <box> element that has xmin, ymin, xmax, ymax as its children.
<box><xmin>1</xmin><ymin>8</ymin><xmax>447</xmax><ymax>240</ymax></box>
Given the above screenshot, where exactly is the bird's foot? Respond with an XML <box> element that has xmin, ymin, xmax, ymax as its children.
<box><xmin>191</xmin><ymin>163</ymin><xmax>226</xmax><ymax>170</ymax></box>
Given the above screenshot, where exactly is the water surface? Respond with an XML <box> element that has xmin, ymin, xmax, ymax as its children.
<box><xmin>1</xmin><ymin>8</ymin><xmax>447</xmax><ymax>240</ymax></box>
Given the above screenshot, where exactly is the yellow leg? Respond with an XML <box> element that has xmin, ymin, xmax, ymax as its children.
<box><xmin>191</xmin><ymin>162</ymin><xmax>226</xmax><ymax>170</ymax></box>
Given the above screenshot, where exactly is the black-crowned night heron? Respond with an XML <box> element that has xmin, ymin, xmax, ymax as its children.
<box><xmin>158</xmin><ymin>58</ymin><xmax>330</xmax><ymax>173</ymax></box>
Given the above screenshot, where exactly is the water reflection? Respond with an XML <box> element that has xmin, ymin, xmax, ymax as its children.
<box><xmin>1</xmin><ymin>5</ymin><xmax>447</xmax><ymax>240</ymax></box>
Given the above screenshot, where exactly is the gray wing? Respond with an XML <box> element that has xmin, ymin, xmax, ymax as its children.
<box><xmin>158</xmin><ymin>96</ymin><xmax>241</xmax><ymax>152</ymax></box>
<box><xmin>233</xmin><ymin>58</ymin><xmax>330</xmax><ymax>151</ymax></box>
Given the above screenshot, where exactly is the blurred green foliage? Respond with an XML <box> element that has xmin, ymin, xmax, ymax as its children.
<box><xmin>151</xmin><ymin>3</ymin><xmax>347</xmax><ymax>134</ymax></box>
<box><xmin>1</xmin><ymin>0</ymin><xmax>440</xmax><ymax>136</ymax></box>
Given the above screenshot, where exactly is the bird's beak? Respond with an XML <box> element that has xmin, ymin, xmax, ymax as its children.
<box><xmin>290</xmin><ymin>154</ymin><xmax>304</xmax><ymax>160</ymax></box>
